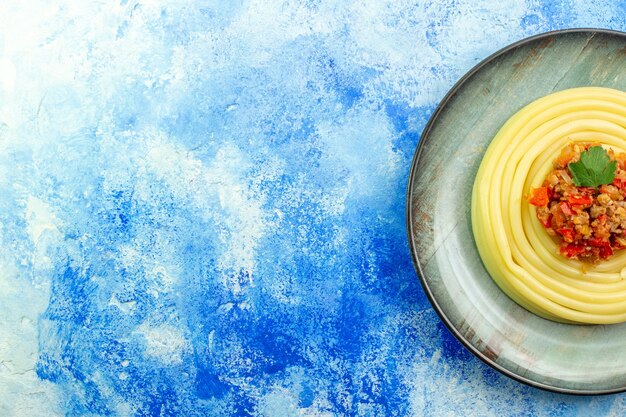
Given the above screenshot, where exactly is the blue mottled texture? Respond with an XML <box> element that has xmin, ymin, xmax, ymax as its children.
<box><xmin>1</xmin><ymin>1</ymin><xmax>626</xmax><ymax>416</ymax></box>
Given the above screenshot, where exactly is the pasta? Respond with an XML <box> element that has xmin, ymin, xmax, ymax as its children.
<box><xmin>471</xmin><ymin>87</ymin><xmax>626</xmax><ymax>324</ymax></box>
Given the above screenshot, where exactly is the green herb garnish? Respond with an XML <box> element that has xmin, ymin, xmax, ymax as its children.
<box><xmin>568</xmin><ymin>146</ymin><xmax>616</xmax><ymax>188</ymax></box>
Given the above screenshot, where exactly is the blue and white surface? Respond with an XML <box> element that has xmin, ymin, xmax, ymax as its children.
<box><xmin>1</xmin><ymin>1</ymin><xmax>626</xmax><ymax>416</ymax></box>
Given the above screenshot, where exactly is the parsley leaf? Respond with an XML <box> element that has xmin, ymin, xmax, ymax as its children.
<box><xmin>568</xmin><ymin>146</ymin><xmax>616</xmax><ymax>188</ymax></box>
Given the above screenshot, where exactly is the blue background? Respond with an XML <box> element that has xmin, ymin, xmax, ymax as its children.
<box><xmin>1</xmin><ymin>1</ymin><xmax>625</xmax><ymax>416</ymax></box>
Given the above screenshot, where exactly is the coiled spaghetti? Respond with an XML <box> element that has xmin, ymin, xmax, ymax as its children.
<box><xmin>472</xmin><ymin>87</ymin><xmax>626</xmax><ymax>324</ymax></box>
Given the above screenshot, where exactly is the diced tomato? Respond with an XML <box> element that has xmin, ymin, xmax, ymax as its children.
<box><xmin>588</xmin><ymin>237</ymin><xmax>610</xmax><ymax>247</ymax></box>
<box><xmin>559</xmin><ymin>202</ymin><xmax>573</xmax><ymax>216</ymax></box>
<box><xmin>557</xmin><ymin>227</ymin><xmax>575</xmax><ymax>242</ymax></box>
<box><xmin>567</xmin><ymin>195</ymin><xmax>593</xmax><ymax>206</ymax></box>
<box><xmin>540</xmin><ymin>214</ymin><xmax>553</xmax><ymax>229</ymax></box>
<box><xmin>560</xmin><ymin>243</ymin><xmax>586</xmax><ymax>258</ymax></box>
<box><xmin>528</xmin><ymin>187</ymin><xmax>549</xmax><ymax>206</ymax></box>
<box><xmin>598</xmin><ymin>214</ymin><xmax>607</xmax><ymax>223</ymax></box>
<box><xmin>600</xmin><ymin>245</ymin><xmax>614</xmax><ymax>259</ymax></box>
<box><xmin>613</xmin><ymin>178</ymin><xmax>626</xmax><ymax>191</ymax></box>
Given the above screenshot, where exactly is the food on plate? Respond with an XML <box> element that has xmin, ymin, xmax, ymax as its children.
<box><xmin>472</xmin><ymin>87</ymin><xmax>626</xmax><ymax>324</ymax></box>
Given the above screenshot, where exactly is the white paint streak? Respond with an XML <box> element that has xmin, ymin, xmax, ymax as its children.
<box><xmin>142</xmin><ymin>133</ymin><xmax>268</xmax><ymax>294</ymax></box>
<box><xmin>25</xmin><ymin>196</ymin><xmax>61</xmax><ymax>245</ymax></box>
<box><xmin>137</xmin><ymin>323</ymin><xmax>189</xmax><ymax>365</ymax></box>
<box><xmin>0</xmin><ymin>58</ymin><xmax>15</xmax><ymax>92</ymax></box>
<box><xmin>0</xmin><ymin>259</ymin><xmax>62</xmax><ymax>416</ymax></box>
<box><xmin>108</xmin><ymin>294</ymin><xmax>137</xmax><ymax>314</ymax></box>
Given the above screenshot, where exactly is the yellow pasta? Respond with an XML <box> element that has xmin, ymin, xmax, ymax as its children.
<box><xmin>471</xmin><ymin>87</ymin><xmax>626</xmax><ymax>324</ymax></box>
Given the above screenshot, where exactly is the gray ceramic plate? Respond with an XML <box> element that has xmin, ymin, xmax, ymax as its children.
<box><xmin>407</xmin><ymin>29</ymin><xmax>626</xmax><ymax>394</ymax></box>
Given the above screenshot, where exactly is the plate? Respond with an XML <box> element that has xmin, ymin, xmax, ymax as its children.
<box><xmin>407</xmin><ymin>29</ymin><xmax>626</xmax><ymax>394</ymax></box>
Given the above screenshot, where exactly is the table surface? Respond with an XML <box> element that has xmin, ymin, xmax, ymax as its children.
<box><xmin>1</xmin><ymin>1</ymin><xmax>626</xmax><ymax>416</ymax></box>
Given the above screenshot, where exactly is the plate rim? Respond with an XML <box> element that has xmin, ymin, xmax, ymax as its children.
<box><xmin>406</xmin><ymin>27</ymin><xmax>626</xmax><ymax>396</ymax></box>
